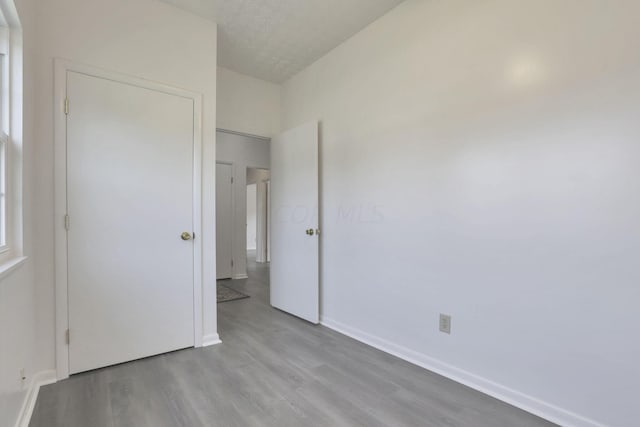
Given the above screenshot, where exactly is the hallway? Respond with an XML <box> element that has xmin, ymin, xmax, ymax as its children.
<box><xmin>30</xmin><ymin>253</ymin><xmax>554</xmax><ymax>426</ymax></box>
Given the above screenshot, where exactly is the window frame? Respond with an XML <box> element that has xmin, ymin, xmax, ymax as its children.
<box><xmin>0</xmin><ymin>27</ymin><xmax>10</xmax><ymax>258</ymax></box>
<box><xmin>0</xmin><ymin>2</ymin><xmax>26</xmax><ymax>270</ymax></box>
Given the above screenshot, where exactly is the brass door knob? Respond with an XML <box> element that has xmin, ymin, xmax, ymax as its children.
<box><xmin>181</xmin><ymin>232</ymin><xmax>192</xmax><ymax>241</ymax></box>
<box><xmin>306</xmin><ymin>229</ymin><xmax>315</xmax><ymax>236</ymax></box>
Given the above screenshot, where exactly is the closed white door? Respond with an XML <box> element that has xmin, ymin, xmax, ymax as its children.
<box><xmin>216</xmin><ymin>163</ymin><xmax>233</xmax><ymax>279</ymax></box>
<box><xmin>67</xmin><ymin>71</ymin><xmax>195</xmax><ymax>374</ymax></box>
<box><xmin>270</xmin><ymin>121</ymin><xmax>319</xmax><ymax>324</ymax></box>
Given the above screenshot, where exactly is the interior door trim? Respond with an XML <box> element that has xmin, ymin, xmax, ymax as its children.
<box><xmin>216</xmin><ymin>161</ymin><xmax>235</xmax><ymax>280</ymax></box>
<box><xmin>53</xmin><ymin>59</ymin><xmax>204</xmax><ymax>380</ymax></box>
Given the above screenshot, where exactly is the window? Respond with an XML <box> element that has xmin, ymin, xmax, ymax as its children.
<box><xmin>0</xmin><ymin>2</ymin><xmax>24</xmax><ymax>267</ymax></box>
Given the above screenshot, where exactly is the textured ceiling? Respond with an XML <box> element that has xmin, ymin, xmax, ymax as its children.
<box><xmin>160</xmin><ymin>0</ymin><xmax>405</xmax><ymax>83</ymax></box>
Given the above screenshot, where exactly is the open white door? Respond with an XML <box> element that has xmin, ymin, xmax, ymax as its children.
<box><xmin>270</xmin><ymin>121</ymin><xmax>319</xmax><ymax>324</ymax></box>
<box><xmin>66</xmin><ymin>71</ymin><xmax>196</xmax><ymax>374</ymax></box>
<box><xmin>216</xmin><ymin>163</ymin><xmax>234</xmax><ymax>279</ymax></box>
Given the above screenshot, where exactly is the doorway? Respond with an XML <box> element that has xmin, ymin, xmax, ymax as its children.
<box><xmin>213</xmin><ymin>122</ymin><xmax>319</xmax><ymax>326</ymax></box>
<box><xmin>246</xmin><ymin>167</ymin><xmax>271</xmax><ymax>264</ymax></box>
<box><xmin>215</xmin><ymin>130</ymin><xmax>270</xmax><ymax>281</ymax></box>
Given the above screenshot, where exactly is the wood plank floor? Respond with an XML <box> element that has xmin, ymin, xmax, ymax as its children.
<box><xmin>31</xmin><ymin>254</ymin><xmax>556</xmax><ymax>427</ymax></box>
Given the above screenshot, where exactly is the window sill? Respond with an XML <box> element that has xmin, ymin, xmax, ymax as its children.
<box><xmin>0</xmin><ymin>256</ymin><xmax>28</xmax><ymax>281</ymax></box>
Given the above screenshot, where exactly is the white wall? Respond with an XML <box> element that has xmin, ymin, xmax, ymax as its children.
<box><xmin>0</xmin><ymin>267</ymin><xmax>37</xmax><ymax>426</ymax></box>
<box><xmin>217</xmin><ymin>66</ymin><xmax>281</xmax><ymax>138</ymax></box>
<box><xmin>281</xmin><ymin>1</ymin><xmax>640</xmax><ymax>426</ymax></box>
<box><xmin>246</xmin><ymin>184</ymin><xmax>257</xmax><ymax>250</ymax></box>
<box><xmin>216</xmin><ymin>131</ymin><xmax>269</xmax><ymax>278</ymax></box>
<box><xmin>33</xmin><ymin>0</ymin><xmax>219</xmax><ymax>377</ymax></box>
<box><xmin>0</xmin><ymin>0</ymin><xmax>39</xmax><ymax>425</ymax></box>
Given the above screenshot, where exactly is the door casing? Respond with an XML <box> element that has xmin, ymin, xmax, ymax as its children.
<box><xmin>53</xmin><ymin>59</ymin><xmax>204</xmax><ymax>380</ymax></box>
<box><xmin>216</xmin><ymin>161</ymin><xmax>234</xmax><ymax>279</ymax></box>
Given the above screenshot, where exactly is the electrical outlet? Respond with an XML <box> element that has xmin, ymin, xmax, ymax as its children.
<box><xmin>439</xmin><ymin>314</ymin><xmax>451</xmax><ymax>334</ymax></box>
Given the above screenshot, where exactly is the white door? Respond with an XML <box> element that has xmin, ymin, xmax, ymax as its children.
<box><xmin>216</xmin><ymin>163</ymin><xmax>233</xmax><ymax>279</ymax></box>
<box><xmin>270</xmin><ymin>121</ymin><xmax>319</xmax><ymax>323</ymax></box>
<box><xmin>67</xmin><ymin>71</ymin><xmax>195</xmax><ymax>374</ymax></box>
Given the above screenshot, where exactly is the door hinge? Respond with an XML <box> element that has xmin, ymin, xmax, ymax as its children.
<box><xmin>64</xmin><ymin>98</ymin><xmax>70</xmax><ymax>115</ymax></box>
<box><xmin>64</xmin><ymin>214</ymin><xmax>70</xmax><ymax>230</ymax></box>
<box><xmin>231</xmin><ymin>177</ymin><xmax>234</xmax><ymax>184</ymax></box>
<box><xmin>65</xmin><ymin>329</ymin><xmax>70</xmax><ymax>345</ymax></box>
<box><xmin>231</xmin><ymin>259</ymin><xmax>234</xmax><ymax>267</ymax></box>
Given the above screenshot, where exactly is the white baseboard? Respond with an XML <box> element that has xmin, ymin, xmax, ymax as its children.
<box><xmin>202</xmin><ymin>333</ymin><xmax>222</xmax><ymax>347</ymax></box>
<box><xmin>14</xmin><ymin>370</ymin><xmax>57</xmax><ymax>427</ymax></box>
<box><xmin>232</xmin><ymin>274</ymin><xmax>248</xmax><ymax>280</ymax></box>
<box><xmin>320</xmin><ymin>317</ymin><xmax>604</xmax><ymax>427</ymax></box>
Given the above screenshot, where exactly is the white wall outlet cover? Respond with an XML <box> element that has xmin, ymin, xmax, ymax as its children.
<box><xmin>439</xmin><ymin>314</ymin><xmax>451</xmax><ymax>334</ymax></box>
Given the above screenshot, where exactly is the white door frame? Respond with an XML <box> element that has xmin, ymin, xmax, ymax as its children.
<box><xmin>53</xmin><ymin>59</ymin><xmax>204</xmax><ymax>380</ymax></box>
<box><xmin>216</xmin><ymin>161</ymin><xmax>235</xmax><ymax>279</ymax></box>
